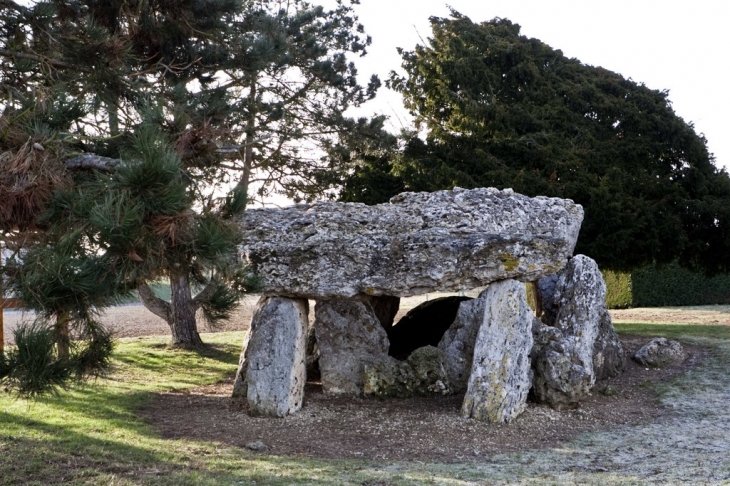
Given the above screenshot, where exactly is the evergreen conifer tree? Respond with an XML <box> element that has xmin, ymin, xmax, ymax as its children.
<box><xmin>1</xmin><ymin>0</ymin><xmax>379</xmax><ymax>351</ymax></box>
<box><xmin>345</xmin><ymin>11</ymin><xmax>730</xmax><ymax>274</ymax></box>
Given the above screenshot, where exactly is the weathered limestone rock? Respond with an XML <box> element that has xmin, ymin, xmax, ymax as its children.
<box><xmin>551</xmin><ymin>256</ymin><xmax>605</xmax><ymax>372</ymax></box>
<box><xmin>533</xmin><ymin>255</ymin><xmax>625</xmax><ymax>407</ymax></box>
<box><xmin>387</xmin><ymin>296</ymin><xmax>471</xmax><ymax>358</ymax></box>
<box><xmin>531</xmin><ymin>320</ymin><xmax>593</xmax><ymax>409</ymax></box>
<box><xmin>232</xmin><ymin>322</ymin><xmax>254</xmax><ymax>398</ymax></box>
<box><xmin>437</xmin><ymin>294</ymin><xmax>486</xmax><ymax>392</ymax></box>
<box><xmin>233</xmin><ymin>297</ymin><xmax>308</xmax><ymax>417</ymax></box>
<box><xmin>314</xmin><ymin>299</ymin><xmax>390</xmax><ymax>395</ymax></box>
<box><xmin>633</xmin><ymin>338</ymin><xmax>685</xmax><ymax>368</ymax></box>
<box><xmin>238</xmin><ymin>187</ymin><xmax>584</xmax><ymax>298</ymax></box>
<box><xmin>462</xmin><ymin>280</ymin><xmax>534</xmax><ymax>423</ymax></box>
<box><xmin>362</xmin><ymin>346</ymin><xmax>451</xmax><ymax>398</ymax></box>
<box><xmin>593</xmin><ymin>310</ymin><xmax>626</xmax><ymax>381</ymax></box>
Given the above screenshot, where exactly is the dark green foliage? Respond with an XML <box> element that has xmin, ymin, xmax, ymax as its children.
<box><xmin>0</xmin><ymin>319</ymin><xmax>115</xmax><ymax>398</ymax></box>
<box><xmin>352</xmin><ymin>11</ymin><xmax>730</xmax><ymax>274</ymax></box>
<box><xmin>5</xmin><ymin>235</ymin><xmax>133</xmax><ymax>323</ymax></box>
<box><xmin>71</xmin><ymin>322</ymin><xmax>115</xmax><ymax>379</ymax></box>
<box><xmin>228</xmin><ymin>265</ymin><xmax>263</xmax><ymax>295</ymax></box>
<box><xmin>0</xmin><ymin>321</ymin><xmax>70</xmax><ymax>398</ymax></box>
<box><xmin>336</xmin><ymin>117</ymin><xmax>406</xmax><ymax>205</ymax></box>
<box><xmin>2</xmin><ymin>0</ymin><xmax>380</xmax><ymax>350</ymax></box>
<box><xmin>199</xmin><ymin>282</ymin><xmax>241</xmax><ymax>328</ymax></box>
<box><xmin>604</xmin><ymin>262</ymin><xmax>730</xmax><ymax>308</ymax></box>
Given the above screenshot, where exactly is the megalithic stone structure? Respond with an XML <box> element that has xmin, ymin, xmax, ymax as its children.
<box><xmin>533</xmin><ymin>255</ymin><xmax>625</xmax><ymax>408</ymax></box>
<box><xmin>232</xmin><ymin>187</ymin><xmax>584</xmax><ymax>417</ymax></box>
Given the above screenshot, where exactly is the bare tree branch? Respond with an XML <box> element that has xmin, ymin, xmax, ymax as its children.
<box><xmin>0</xmin><ymin>48</ymin><xmax>74</xmax><ymax>69</ymax></box>
<box><xmin>64</xmin><ymin>154</ymin><xmax>121</xmax><ymax>172</ymax></box>
<box><xmin>137</xmin><ymin>281</ymin><xmax>171</xmax><ymax>322</ymax></box>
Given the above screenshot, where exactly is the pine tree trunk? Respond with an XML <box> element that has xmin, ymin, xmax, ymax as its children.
<box><xmin>168</xmin><ymin>271</ymin><xmax>204</xmax><ymax>348</ymax></box>
<box><xmin>55</xmin><ymin>311</ymin><xmax>70</xmax><ymax>359</ymax></box>
<box><xmin>236</xmin><ymin>75</ymin><xmax>257</xmax><ymax>197</ymax></box>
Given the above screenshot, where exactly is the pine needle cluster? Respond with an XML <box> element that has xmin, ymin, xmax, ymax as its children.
<box><xmin>0</xmin><ymin>319</ymin><xmax>113</xmax><ymax>398</ymax></box>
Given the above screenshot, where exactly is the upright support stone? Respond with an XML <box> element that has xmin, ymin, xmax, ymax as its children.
<box><xmin>461</xmin><ymin>280</ymin><xmax>534</xmax><ymax>423</ymax></box>
<box><xmin>438</xmin><ymin>294</ymin><xmax>486</xmax><ymax>392</ymax></box>
<box><xmin>593</xmin><ymin>310</ymin><xmax>626</xmax><ymax>381</ymax></box>
<box><xmin>232</xmin><ymin>296</ymin><xmax>308</xmax><ymax>417</ymax></box>
<box><xmin>533</xmin><ymin>255</ymin><xmax>624</xmax><ymax>407</ymax></box>
<box><xmin>314</xmin><ymin>299</ymin><xmax>390</xmax><ymax>395</ymax></box>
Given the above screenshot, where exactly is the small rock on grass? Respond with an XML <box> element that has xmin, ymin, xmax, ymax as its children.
<box><xmin>246</xmin><ymin>441</ymin><xmax>268</xmax><ymax>452</ymax></box>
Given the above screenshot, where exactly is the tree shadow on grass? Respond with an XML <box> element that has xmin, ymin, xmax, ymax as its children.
<box><xmin>0</xmin><ymin>408</ymin><xmax>404</xmax><ymax>486</ymax></box>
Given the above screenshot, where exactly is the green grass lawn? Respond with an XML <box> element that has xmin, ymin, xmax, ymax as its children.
<box><xmin>0</xmin><ymin>323</ymin><xmax>728</xmax><ymax>485</ymax></box>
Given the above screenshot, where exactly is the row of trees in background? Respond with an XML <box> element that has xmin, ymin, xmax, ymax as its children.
<box><xmin>3</xmin><ymin>4</ymin><xmax>730</xmax><ymax>393</ymax></box>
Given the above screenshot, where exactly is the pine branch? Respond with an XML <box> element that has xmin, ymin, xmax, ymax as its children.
<box><xmin>64</xmin><ymin>155</ymin><xmax>121</xmax><ymax>172</ymax></box>
<box><xmin>192</xmin><ymin>279</ymin><xmax>219</xmax><ymax>310</ymax></box>
<box><xmin>0</xmin><ymin>49</ymin><xmax>74</xmax><ymax>69</ymax></box>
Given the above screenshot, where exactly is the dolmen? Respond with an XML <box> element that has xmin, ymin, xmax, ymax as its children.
<box><xmin>232</xmin><ymin>187</ymin><xmax>625</xmax><ymax>421</ymax></box>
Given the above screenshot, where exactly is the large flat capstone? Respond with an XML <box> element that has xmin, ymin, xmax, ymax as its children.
<box><xmin>238</xmin><ymin>188</ymin><xmax>584</xmax><ymax>298</ymax></box>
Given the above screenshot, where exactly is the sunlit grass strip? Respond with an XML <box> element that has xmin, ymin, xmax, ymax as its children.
<box><xmin>614</xmin><ymin>322</ymin><xmax>730</xmax><ymax>341</ymax></box>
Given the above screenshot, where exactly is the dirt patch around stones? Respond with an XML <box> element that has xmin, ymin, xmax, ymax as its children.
<box><xmin>138</xmin><ymin>336</ymin><xmax>706</xmax><ymax>463</ymax></box>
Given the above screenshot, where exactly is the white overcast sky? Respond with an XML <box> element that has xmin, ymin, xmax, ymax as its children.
<box><xmin>347</xmin><ymin>0</ymin><xmax>730</xmax><ymax>171</ymax></box>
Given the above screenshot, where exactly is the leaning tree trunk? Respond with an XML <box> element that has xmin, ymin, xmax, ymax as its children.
<box><xmin>137</xmin><ymin>276</ymin><xmax>204</xmax><ymax>348</ymax></box>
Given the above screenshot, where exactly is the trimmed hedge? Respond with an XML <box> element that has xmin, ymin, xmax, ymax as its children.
<box><xmin>603</xmin><ymin>262</ymin><xmax>730</xmax><ymax>308</ymax></box>
<box><xmin>603</xmin><ymin>270</ymin><xmax>633</xmax><ymax>309</ymax></box>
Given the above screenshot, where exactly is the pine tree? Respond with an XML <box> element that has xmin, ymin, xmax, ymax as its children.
<box><xmin>1</xmin><ymin>0</ymin><xmax>379</xmax><ymax>350</ymax></box>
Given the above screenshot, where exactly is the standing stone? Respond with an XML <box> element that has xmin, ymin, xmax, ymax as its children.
<box><xmin>531</xmin><ymin>320</ymin><xmax>593</xmax><ymax>409</ymax></box>
<box><xmin>314</xmin><ymin>299</ymin><xmax>390</xmax><ymax>395</ymax></box>
<box><xmin>462</xmin><ymin>280</ymin><xmax>534</xmax><ymax>423</ymax></box>
<box><xmin>233</xmin><ymin>297</ymin><xmax>308</xmax><ymax>417</ymax></box>
<box><xmin>593</xmin><ymin>310</ymin><xmax>626</xmax><ymax>381</ymax></box>
<box><xmin>232</xmin><ymin>312</ymin><xmax>256</xmax><ymax>399</ymax></box>
<box><xmin>438</xmin><ymin>294</ymin><xmax>486</xmax><ymax>392</ymax></box>
<box><xmin>533</xmin><ymin>255</ymin><xmax>624</xmax><ymax>407</ymax></box>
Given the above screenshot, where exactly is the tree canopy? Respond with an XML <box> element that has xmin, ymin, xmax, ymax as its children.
<box><xmin>344</xmin><ymin>12</ymin><xmax>730</xmax><ymax>274</ymax></box>
<box><xmin>0</xmin><ymin>0</ymin><xmax>379</xmax><ymax>357</ymax></box>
